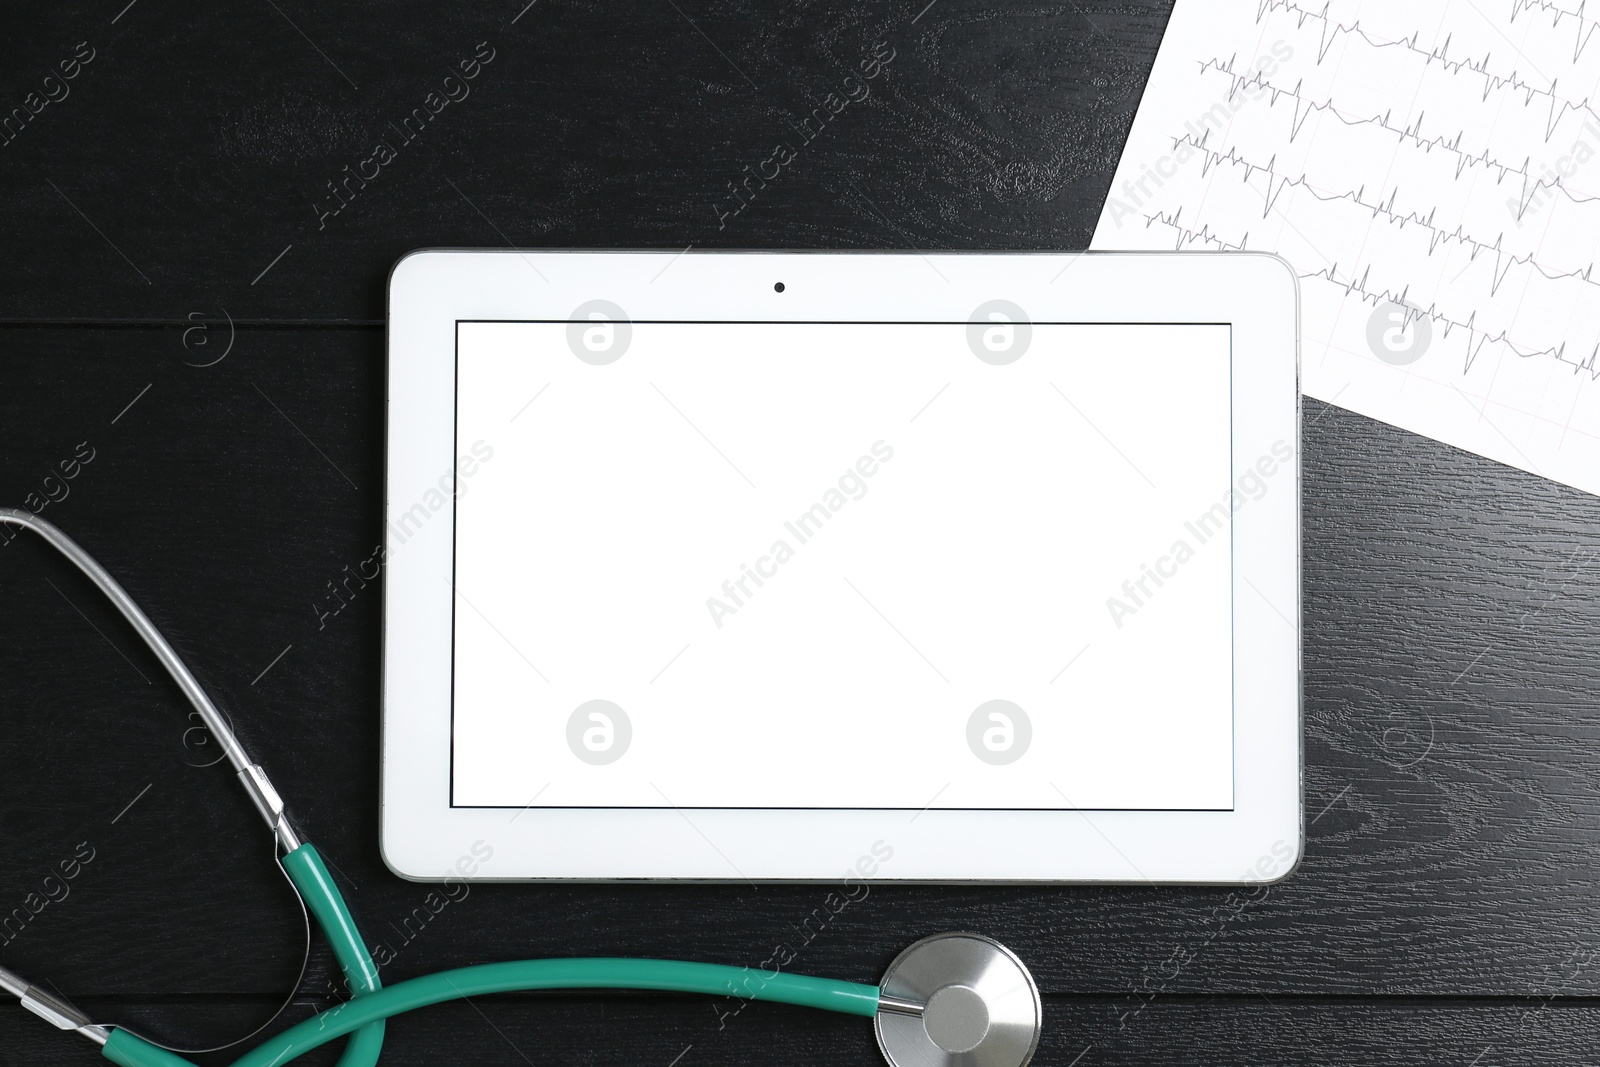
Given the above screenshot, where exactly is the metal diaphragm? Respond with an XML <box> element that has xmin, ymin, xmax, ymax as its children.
<box><xmin>875</xmin><ymin>932</ymin><xmax>1041</xmax><ymax>1067</ymax></box>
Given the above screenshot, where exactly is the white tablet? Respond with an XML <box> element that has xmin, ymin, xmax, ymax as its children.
<box><xmin>381</xmin><ymin>250</ymin><xmax>1300</xmax><ymax>883</ymax></box>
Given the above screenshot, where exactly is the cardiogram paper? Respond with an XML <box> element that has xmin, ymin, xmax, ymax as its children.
<box><xmin>1091</xmin><ymin>0</ymin><xmax>1600</xmax><ymax>495</ymax></box>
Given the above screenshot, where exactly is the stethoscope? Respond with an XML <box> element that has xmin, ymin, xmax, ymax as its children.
<box><xmin>0</xmin><ymin>508</ymin><xmax>1042</xmax><ymax>1067</ymax></box>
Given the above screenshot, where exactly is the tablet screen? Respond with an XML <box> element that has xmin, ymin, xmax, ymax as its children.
<box><xmin>444</xmin><ymin>318</ymin><xmax>1237</xmax><ymax>811</ymax></box>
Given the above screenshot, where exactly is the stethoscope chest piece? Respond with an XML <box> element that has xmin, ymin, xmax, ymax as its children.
<box><xmin>875</xmin><ymin>932</ymin><xmax>1041</xmax><ymax>1067</ymax></box>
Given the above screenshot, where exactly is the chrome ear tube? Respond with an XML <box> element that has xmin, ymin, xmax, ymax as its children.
<box><xmin>0</xmin><ymin>509</ymin><xmax>301</xmax><ymax>852</ymax></box>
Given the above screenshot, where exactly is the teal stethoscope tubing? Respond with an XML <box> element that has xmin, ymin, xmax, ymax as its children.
<box><xmin>0</xmin><ymin>508</ymin><xmax>884</xmax><ymax>1067</ymax></box>
<box><xmin>220</xmin><ymin>960</ymin><xmax>878</xmax><ymax>1067</ymax></box>
<box><xmin>279</xmin><ymin>845</ymin><xmax>386</xmax><ymax>1067</ymax></box>
<box><xmin>99</xmin><ymin>851</ymin><xmax>880</xmax><ymax>1067</ymax></box>
<box><xmin>95</xmin><ymin>843</ymin><xmax>880</xmax><ymax>1067</ymax></box>
<box><xmin>103</xmin><ymin>958</ymin><xmax>880</xmax><ymax>1067</ymax></box>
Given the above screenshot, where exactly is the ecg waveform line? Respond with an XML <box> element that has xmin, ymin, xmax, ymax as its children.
<box><xmin>1142</xmin><ymin>208</ymin><xmax>1600</xmax><ymax>375</ymax></box>
<box><xmin>1197</xmin><ymin>57</ymin><xmax>1533</xmax><ymax>183</ymax></box>
<box><xmin>1302</xmin><ymin>260</ymin><xmax>1600</xmax><ymax>376</ymax></box>
<box><xmin>1193</xmin><ymin>56</ymin><xmax>1600</xmax><ymax>221</ymax></box>
<box><xmin>1509</xmin><ymin>0</ymin><xmax>1600</xmax><ymax>63</ymax></box>
<box><xmin>1170</xmin><ymin>131</ymin><xmax>1600</xmax><ymax>297</ymax></box>
<box><xmin>1507</xmin><ymin>165</ymin><xmax>1600</xmax><ymax>216</ymax></box>
<box><xmin>1140</xmin><ymin>208</ymin><xmax>1253</xmax><ymax>252</ymax></box>
<box><xmin>1143</xmin><ymin>205</ymin><xmax>1600</xmax><ymax>376</ymax></box>
<box><xmin>1257</xmin><ymin>0</ymin><xmax>1600</xmax><ymax>142</ymax></box>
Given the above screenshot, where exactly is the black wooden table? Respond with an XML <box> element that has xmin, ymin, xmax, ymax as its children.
<box><xmin>4</xmin><ymin>2</ymin><xmax>1599</xmax><ymax>1064</ymax></box>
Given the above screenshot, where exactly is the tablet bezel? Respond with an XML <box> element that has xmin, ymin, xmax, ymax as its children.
<box><xmin>382</xmin><ymin>250</ymin><xmax>1300</xmax><ymax>883</ymax></box>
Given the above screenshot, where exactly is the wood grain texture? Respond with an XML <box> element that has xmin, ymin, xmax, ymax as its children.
<box><xmin>0</xmin><ymin>0</ymin><xmax>1168</xmax><ymax>323</ymax></box>
<box><xmin>6</xmin><ymin>0</ymin><xmax>1600</xmax><ymax>1063</ymax></box>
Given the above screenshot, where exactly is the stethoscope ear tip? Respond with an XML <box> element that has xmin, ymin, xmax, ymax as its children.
<box><xmin>874</xmin><ymin>932</ymin><xmax>1041</xmax><ymax>1067</ymax></box>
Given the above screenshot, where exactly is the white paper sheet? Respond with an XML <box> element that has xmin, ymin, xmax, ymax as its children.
<box><xmin>1090</xmin><ymin>0</ymin><xmax>1600</xmax><ymax>494</ymax></box>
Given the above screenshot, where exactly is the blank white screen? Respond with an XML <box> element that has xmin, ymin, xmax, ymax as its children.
<box><xmin>449</xmin><ymin>320</ymin><xmax>1233</xmax><ymax>810</ymax></box>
